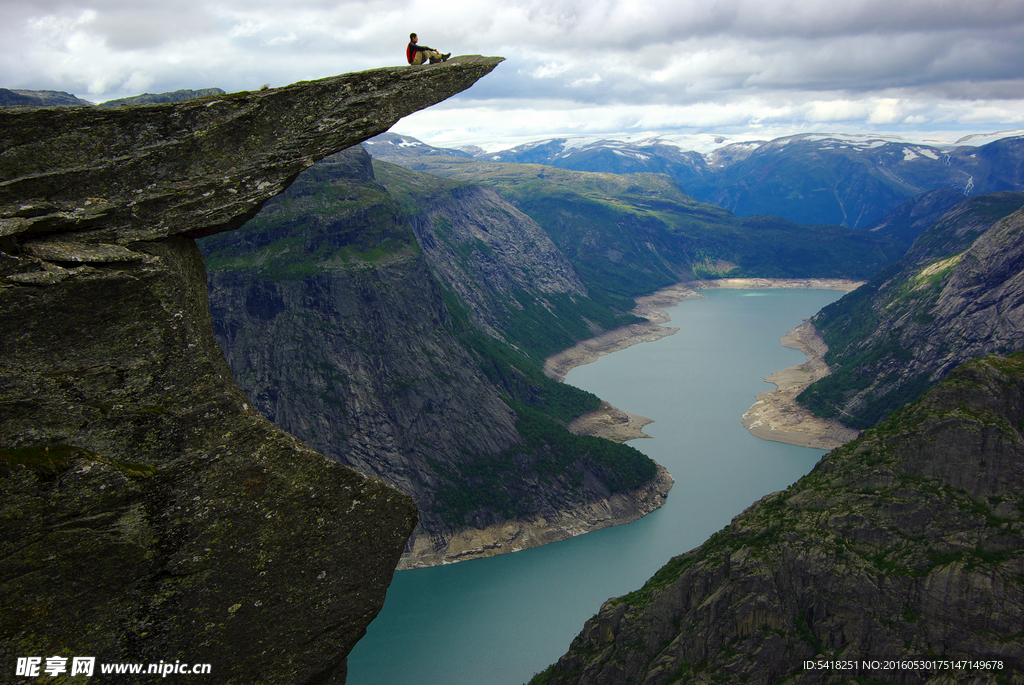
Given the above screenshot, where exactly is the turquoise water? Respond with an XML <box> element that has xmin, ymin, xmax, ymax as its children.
<box><xmin>346</xmin><ymin>288</ymin><xmax>845</xmax><ymax>685</ymax></box>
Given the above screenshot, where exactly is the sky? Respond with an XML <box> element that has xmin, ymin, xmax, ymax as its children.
<box><xmin>4</xmin><ymin>0</ymin><xmax>1024</xmax><ymax>150</ymax></box>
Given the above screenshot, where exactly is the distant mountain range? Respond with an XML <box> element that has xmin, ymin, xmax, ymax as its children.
<box><xmin>0</xmin><ymin>88</ymin><xmax>94</xmax><ymax>107</ymax></box>
<box><xmin>1</xmin><ymin>87</ymin><xmax>224</xmax><ymax>108</ymax></box>
<box><xmin>365</xmin><ymin>133</ymin><xmax>904</xmax><ymax>300</ymax></box>
<box><xmin>426</xmin><ymin>131</ymin><xmax>1024</xmax><ymax>231</ymax></box>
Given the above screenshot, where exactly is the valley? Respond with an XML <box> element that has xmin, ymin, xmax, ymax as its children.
<box><xmin>3</xmin><ymin>68</ymin><xmax>1024</xmax><ymax>684</ymax></box>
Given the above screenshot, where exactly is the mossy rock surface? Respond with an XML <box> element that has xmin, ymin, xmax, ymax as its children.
<box><xmin>535</xmin><ymin>354</ymin><xmax>1024</xmax><ymax>685</ymax></box>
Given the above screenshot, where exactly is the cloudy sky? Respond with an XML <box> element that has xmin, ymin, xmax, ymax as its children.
<box><xmin>5</xmin><ymin>0</ymin><xmax>1024</xmax><ymax>149</ymax></box>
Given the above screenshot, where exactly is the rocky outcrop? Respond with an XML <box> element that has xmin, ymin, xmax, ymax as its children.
<box><xmin>404</xmin><ymin>464</ymin><xmax>674</xmax><ymax>568</ymax></box>
<box><xmin>1</xmin><ymin>55</ymin><xmax>504</xmax><ymax>248</ymax></box>
<box><xmin>534</xmin><ymin>353</ymin><xmax>1024</xmax><ymax>685</ymax></box>
<box><xmin>799</xmin><ymin>193</ymin><xmax>1024</xmax><ymax>428</ymax></box>
<box><xmin>202</xmin><ymin>147</ymin><xmax>671</xmax><ymax>569</ymax></box>
<box><xmin>374</xmin><ymin>160</ymin><xmax>587</xmax><ymax>343</ymax></box>
<box><xmin>741</xmin><ymin>319</ymin><xmax>862</xmax><ymax>450</ymax></box>
<box><xmin>0</xmin><ymin>238</ymin><xmax>417</xmax><ymax>684</ymax></box>
<box><xmin>1</xmin><ymin>58</ymin><xmax>501</xmax><ymax>683</ymax></box>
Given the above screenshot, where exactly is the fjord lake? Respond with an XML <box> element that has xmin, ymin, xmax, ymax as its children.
<box><xmin>346</xmin><ymin>288</ymin><xmax>846</xmax><ymax>685</ymax></box>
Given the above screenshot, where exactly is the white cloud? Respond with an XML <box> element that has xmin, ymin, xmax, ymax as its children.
<box><xmin>529</xmin><ymin>62</ymin><xmax>572</xmax><ymax>79</ymax></box>
<box><xmin>2</xmin><ymin>0</ymin><xmax>1023</xmax><ymax>144</ymax></box>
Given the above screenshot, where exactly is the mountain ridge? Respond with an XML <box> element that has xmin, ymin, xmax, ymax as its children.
<box><xmin>798</xmin><ymin>192</ymin><xmax>1024</xmax><ymax>429</ymax></box>
<box><xmin>532</xmin><ymin>352</ymin><xmax>1024</xmax><ymax>685</ymax></box>
<box><xmin>395</xmin><ymin>130</ymin><xmax>1024</xmax><ymax>230</ymax></box>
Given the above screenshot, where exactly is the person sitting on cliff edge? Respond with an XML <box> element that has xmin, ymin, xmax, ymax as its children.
<box><xmin>407</xmin><ymin>33</ymin><xmax>450</xmax><ymax>65</ymax></box>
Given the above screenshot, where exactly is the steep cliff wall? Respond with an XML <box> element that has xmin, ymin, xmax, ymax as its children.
<box><xmin>1</xmin><ymin>58</ymin><xmax>502</xmax><ymax>683</ymax></box>
<box><xmin>534</xmin><ymin>353</ymin><xmax>1024</xmax><ymax>685</ymax></box>
<box><xmin>372</xmin><ymin>160</ymin><xmax>590</xmax><ymax>346</ymax></box>
<box><xmin>799</xmin><ymin>193</ymin><xmax>1024</xmax><ymax>428</ymax></box>
<box><xmin>202</xmin><ymin>147</ymin><xmax>672</xmax><ymax>568</ymax></box>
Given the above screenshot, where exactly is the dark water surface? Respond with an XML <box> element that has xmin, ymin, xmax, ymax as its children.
<box><xmin>347</xmin><ymin>288</ymin><xmax>845</xmax><ymax>685</ymax></box>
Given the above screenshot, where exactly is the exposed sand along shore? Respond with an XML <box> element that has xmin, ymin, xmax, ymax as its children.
<box><xmin>398</xmin><ymin>464</ymin><xmax>674</xmax><ymax>569</ymax></box>
<box><xmin>543</xmin><ymin>282</ymin><xmax>700</xmax><ymax>384</ymax></box>
<box><xmin>691</xmin><ymin>277</ymin><xmax>864</xmax><ymax>292</ymax></box>
<box><xmin>741</xmin><ymin>319</ymin><xmax>861</xmax><ymax>450</ymax></box>
<box><xmin>547</xmin><ymin>278</ymin><xmax>863</xmax><ymax>448</ymax></box>
<box><xmin>544</xmin><ymin>283</ymin><xmax>702</xmax><ymax>441</ymax></box>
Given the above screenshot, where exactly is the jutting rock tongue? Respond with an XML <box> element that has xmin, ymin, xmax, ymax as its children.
<box><xmin>0</xmin><ymin>56</ymin><xmax>505</xmax><ymax>246</ymax></box>
<box><xmin>0</xmin><ymin>57</ymin><xmax>502</xmax><ymax>685</ymax></box>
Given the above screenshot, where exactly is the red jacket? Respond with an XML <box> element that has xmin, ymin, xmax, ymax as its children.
<box><xmin>407</xmin><ymin>41</ymin><xmax>433</xmax><ymax>64</ymax></box>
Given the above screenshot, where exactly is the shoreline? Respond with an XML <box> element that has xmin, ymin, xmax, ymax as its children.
<box><xmin>741</xmin><ymin>319</ymin><xmax>861</xmax><ymax>450</ymax></box>
<box><xmin>542</xmin><ymin>282</ymin><xmax>700</xmax><ymax>384</ymax></box>
<box><xmin>547</xmin><ymin>278</ymin><xmax>863</xmax><ymax>447</ymax></box>
<box><xmin>398</xmin><ymin>464</ymin><xmax>674</xmax><ymax>569</ymax></box>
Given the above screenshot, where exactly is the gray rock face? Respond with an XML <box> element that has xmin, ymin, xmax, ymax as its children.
<box><xmin>375</xmin><ymin>160</ymin><xmax>587</xmax><ymax>342</ymax></box>
<box><xmin>1</xmin><ymin>59</ymin><xmax>501</xmax><ymax>683</ymax></box>
<box><xmin>800</xmin><ymin>193</ymin><xmax>1024</xmax><ymax>428</ymax></box>
<box><xmin>202</xmin><ymin>148</ymin><xmax>669</xmax><ymax>567</ymax></box>
<box><xmin>1</xmin><ymin>56</ymin><xmax>504</xmax><ymax>247</ymax></box>
<box><xmin>535</xmin><ymin>354</ymin><xmax>1024</xmax><ymax>685</ymax></box>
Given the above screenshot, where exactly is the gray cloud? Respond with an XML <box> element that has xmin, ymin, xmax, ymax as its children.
<box><xmin>2</xmin><ymin>0</ymin><xmax>1022</xmax><ymax>143</ymax></box>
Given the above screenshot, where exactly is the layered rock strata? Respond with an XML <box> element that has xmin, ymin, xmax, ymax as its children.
<box><xmin>202</xmin><ymin>147</ymin><xmax>671</xmax><ymax>569</ymax></box>
<box><xmin>1</xmin><ymin>58</ymin><xmax>501</xmax><ymax>683</ymax></box>
<box><xmin>534</xmin><ymin>353</ymin><xmax>1024</xmax><ymax>685</ymax></box>
<box><xmin>800</xmin><ymin>195</ymin><xmax>1024</xmax><ymax>429</ymax></box>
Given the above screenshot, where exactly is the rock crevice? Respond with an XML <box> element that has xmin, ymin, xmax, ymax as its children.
<box><xmin>1</xmin><ymin>58</ymin><xmax>501</xmax><ymax>684</ymax></box>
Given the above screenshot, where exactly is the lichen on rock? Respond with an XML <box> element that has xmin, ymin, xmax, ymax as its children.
<box><xmin>534</xmin><ymin>353</ymin><xmax>1024</xmax><ymax>685</ymax></box>
<box><xmin>1</xmin><ymin>57</ymin><xmax>502</xmax><ymax>684</ymax></box>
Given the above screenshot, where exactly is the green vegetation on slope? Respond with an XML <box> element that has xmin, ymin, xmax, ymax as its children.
<box><xmin>374</xmin><ymin>159</ymin><xmax>645</xmax><ymax>360</ymax></box>
<box><xmin>386</xmin><ymin>156</ymin><xmax>905</xmax><ymax>300</ymax></box>
<box><xmin>432</xmin><ymin>402</ymin><xmax>657</xmax><ymax>524</ymax></box>
<box><xmin>798</xmin><ymin>193</ymin><xmax>1024</xmax><ymax>429</ymax></box>
<box><xmin>495</xmin><ymin>290</ymin><xmax>643</xmax><ymax>361</ymax></box>
<box><xmin>532</xmin><ymin>353</ymin><xmax>1024</xmax><ymax>685</ymax></box>
<box><xmin>432</xmin><ymin>286</ymin><xmax>658</xmax><ymax>525</ymax></box>
<box><xmin>202</xmin><ymin>155</ymin><xmax>419</xmax><ymax>279</ymax></box>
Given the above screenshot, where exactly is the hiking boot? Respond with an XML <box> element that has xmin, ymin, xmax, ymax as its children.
<box><xmin>442</xmin><ymin>53</ymin><xmax>451</xmax><ymax>62</ymax></box>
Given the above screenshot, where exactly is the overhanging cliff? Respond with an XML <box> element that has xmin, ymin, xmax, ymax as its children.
<box><xmin>0</xmin><ymin>57</ymin><xmax>502</xmax><ymax>685</ymax></box>
<box><xmin>1</xmin><ymin>56</ymin><xmax>504</xmax><ymax>250</ymax></box>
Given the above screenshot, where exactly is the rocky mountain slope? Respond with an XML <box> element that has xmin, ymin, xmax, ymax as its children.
<box><xmin>866</xmin><ymin>188</ymin><xmax>969</xmax><ymax>246</ymax></box>
<box><xmin>371</xmin><ymin>159</ymin><xmax>643</xmax><ymax>357</ymax></box>
<box><xmin>462</xmin><ymin>132</ymin><xmax>1024</xmax><ymax>230</ymax></box>
<box><xmin>201</xmin><ymin>146</ymin><xmax>671</xmax><ymax>569</ymax></box>
<box><xmin>0</xmin><ymin>88</ymin><xmax>94</xmax><ymax>107</ymax></box>
<box><xmin>1</xmin><ymin>57</ymin><xmax>502</xmax><ymax>684</ymax></box>
<box><xmin>366</xmin><ymin>134</ymin><xmax>904</xmax><ymax>302</ymax></box>
<box><xmin>798</xmin><ymin>192</ymin><xmax>1024</xmax><ymax>428</ymax></box>
<box><xmin>532</xmin><ymin>352</ymin><xmax>1024</xmax><ymax>685</ymax></box>
<box><xmin>97</xmin><ymin>88</ymin><xmax>226</xmax><ymax>107</ymax></box>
